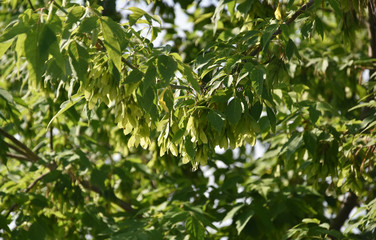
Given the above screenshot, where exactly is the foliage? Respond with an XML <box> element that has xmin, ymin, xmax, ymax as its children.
<box><xmin>1</xmin><ymin>0</ymin><xmax>376</xmax><ymax>239</ymax></box>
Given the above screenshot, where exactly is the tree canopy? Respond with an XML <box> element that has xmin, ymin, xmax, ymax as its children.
<box><xmin>1</xmin><ymin>0</ymin><xmax>376</xmax><ymax>239</ymax></box>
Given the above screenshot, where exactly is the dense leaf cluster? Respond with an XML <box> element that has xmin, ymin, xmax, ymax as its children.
<box><xmin>1</xmin><ymin>0</ymin><xmax>376</xmax><ymax>239</ymax></box>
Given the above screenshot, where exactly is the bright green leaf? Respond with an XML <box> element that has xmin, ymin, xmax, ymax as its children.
<box><xmin>101</xmin><ymin>16</ymin><xmax>122</xmax><ymax>73</ymax></box>
<box><xmin>47</xmin><ymin>95</ymin><xmax>84</xmax><ymax>129</ymax></box>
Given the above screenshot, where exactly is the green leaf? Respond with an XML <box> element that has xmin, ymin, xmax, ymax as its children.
<box><xmin>208</xmin><ymin>110</ymin><xmax>225</xmax><ymax>132</ymax></box>
<box><xmin>315</xmin><ymin>17</ymin><xmax>324</xmax><ymax>39</ymax></box>
<box><xmin>226</xmin><ymin>98</ymin><xmax>242</xmax><ymax>125</ymax></box>
<box><xmin>47</xmin><ymin>95</ymin><xmax>84</xmax><ymax>129</ymax></box>
<box><xmin>78</xmin><ymin>16</ymin><xmax>99</xmax><ymax>34</ymax></box>
<box><xmin>184</xmin><ymin>65</ymin><xmax>200</xmax><ymax>93</ymax></box>
<box><xmin>309</xmin><ymin>105</ymin><xmax>320</xmax><ymax>124</ymax></box>
<box><xmin>24</xmin><ymin>27</ymin><xmax>42</xmax><ymax>85</ymax></box>
<box><xmin>138</xmin><ymin>87</ymin><xmax>155</xmax><ymax>114</ymax></box>
<box><xmin>303</xmin><ymin>131</ymin><xmax>317</xmax><ymax>155</ymax></box>
<box><xmin>0</xmin><ymin>215</ymin><xmax>10</xmax><ymax>232</ymax></box>
<box><xmin>261</xmin><ymin>24</ymin><xmax>278</xmax><ymax>51</ymax></box>
<box><xmin>185</xmin><ymin>135</ymin><xmax>196</xmax><ymax>160</ymax></box>
<box><xmin>101</xmin><ymin>16</ymin><xmax>122</xmax><ymax>73</ymax></box>
<box><xmin>186</xmin><ymin>216</ymin><xmax>205</xmax><ymax>240</ymax></box>
<box><xmin>328</xmin><ymin>0</ymin><xmax>342</xmax><ymax>17</ymax></box>
<box><xmin>251</xmin><ymin>101</ymin><xmax>263</xmax><ymax>120</ymax></box>
<box><xmin>38</xmin><ymin>25</ymin><xmax>57</xmax><ymax>63</ymax></box>
<box><xmin>163</xmin><ymin>89</ymin><xmax>174</xmax><ymax>112</ymax></box>
<box><xmin>0</xmin><ymin>40</ymin><xmax>13</xmax><ymax>57</ymax></box>
<box><xmin>250</xmin><ymin>67</ymin><xmax>264</xmax><ymax>97</ymax></box>
<box><xmin>90</xmin><ymin>168</ymin><xmax>106</xmax><ymax>192</ymax></box>
<box><xmin>143</xmin><ymin>64</ymin><xmax>157</xmax><ymax>92</ymax></box>
<box><xmin>237</xmin><ymin>0</ymin><xmax>254</xmax><ymax>14</ymax></box>
<box><xmin>126</xmin><ymin>69</ymin><xmax>143</xmax><ymax>84</ymax></box>
<box><xmin>222</xmin><ymin>204</ymin><xmax>245</xmax><ymax>223</ymax></box>
<box><xmin>286</xmin><ymin>39</ymin><xmax>295</xmax><ymax>59</ymax></box>
<box><xmin>128</xmin><ymin>7</ymin><xmax>148</xmax><ymax>25</ymax></box>
<box><xmin>288</xmin><ymin>0</ymin><xmax>295</xmax><ymax>8</ymax></box>
<box><xmin>172</xmin><ymin>128</ymin><xmax>186</xmax><ymax>143</ymax></box>
<box><xmin>0</xmin><ymin>88</ymin><xmax>14</xmax><ymax>103</ymax></box>
<box><xmin>283</xmin><ymin>132</ymin><xmax>303</xmax><ymax>161</ymax></box>
<box><xmin>236</xmin><ymin>209</ymin><xmax>254</xmax><ymax>234</ymax></box>
<box><xmin>266</xmin><ymin>107</ymin><xmax>276</xmax><ymax>132</ymax></box>
<box><xmin>157</xmin><ymin>55</ymin><xmax>177</xmax><ymax>84</ymax></box>
<box><xmin>68</xmin><ymin>41</ymin><xmax>89</xmax><ymax>81</ymax></box>
<box><xmin>0</xmin><ymin>22</ymin><xmax>28</xmax><ymax>42</ymax></box>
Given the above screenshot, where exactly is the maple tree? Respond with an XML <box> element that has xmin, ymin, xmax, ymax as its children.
<box><xmin>1</xmin><ymin>0</ymin><xmax>376</xmax><ymax>239</ymax></box>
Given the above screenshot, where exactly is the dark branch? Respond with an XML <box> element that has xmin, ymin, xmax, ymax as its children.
<box><xmin>49</xmin><ymin>127</ymin><xmax>53</xmax><ymax>151</ymax></box>
<box><xmin>330</xmin><ymin>192</ymin><xmax>358</xmax><ymax>232</ymax></box>
<box><xmin>7</xmin><ymin>143</ymin><xmax>29</xmax><ymax>157</ymax></box>
<box><xmin>0</xmin><ymin>128</ymin><xmax>38</xmax><ymax>162</ymax></box>
<box><xmin>248</xmin><ymin>0</ymin><xmax>315</xmax><ymax>56</ymax></box>
<box><xmin>27</xmin><ymin>0</ymin><xmax>35</xmax><ymax>11</ymax></box>
<box><xmin>6</xmin><ymin>153</ymin><xmax>33</xmax><ymax>162</ymax></box>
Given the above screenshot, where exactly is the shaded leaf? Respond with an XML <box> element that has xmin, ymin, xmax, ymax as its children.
<box><xmin>126</xmin><ymin>69</ymin><xmax>143</xmax><ymax>84</ymax></box>
<box><xmin>250</xmin><ymin>67</ymin><xmax>264</xmax><ymax>97</ymax></box>
<box><xmin>226</xmin><ymin>98</ymin><xmax>242</xmax><ymax>125</ymax></box>
<box><xmin>208</xmin><ymin>110</ymin><xmax>225</xmax><ymax>132</ymax></box>
<box><xmin>143</xmin><ymin>64</ymin><xmax>157</xmax><ymax>92</ymax></box>
<box><xmin>222</xmin><ymin>204</ymin><xmax>245</xmax><ymax>223</ymax></box>
<box><xmin>157</xmin><ymin>55</ymin><xmax>177</xmax><ymax>84</ymax></box>
<box><xmin>266</xmin><ymin>106</ymin><xmax>276</xmax><ymax>132</ymax></box>
<box><xmin>186</xmin><ymin>216</ymin><xmax>205</xmax><ymax>240</ymax></box>
<box><xmin>236</xmin><ymin>209</ymin><xmax>254</xmax><ymax>234</ymax></box>
<box><xmin>303</xmin><ymin>131</ymin><xmax>317</xmax><ymax>155</ymax></box>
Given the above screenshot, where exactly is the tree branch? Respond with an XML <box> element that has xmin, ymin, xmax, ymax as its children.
<box><xmin>7</xmin><ymin>143</ymin><xmax>29</xmax><ymax>157</ymax></box>
<box><xmin>0</xmin><ymin>128</ymin><xmax>39</xmax><ymax>162</ymax></box>
<box><xmin>247</xmin><ymin>0</ymin><xmax>315</xmax><ymax>56</ymax></box>
<box><xmin>6</xmin><ymin>153</ymin><xmax>34</xmax><ymax>162</ymax></box>
<box><xmin>330</xmin><ymin>192</ymin><xmax>358</xmax><ymax>232</ymax></box>
<box><xmin>27</xmin><ymin>0</ymin><xmax>35</xmax><ymax>11</ymax></box>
